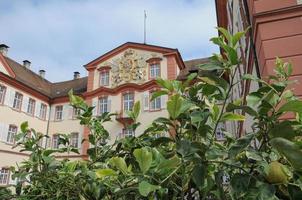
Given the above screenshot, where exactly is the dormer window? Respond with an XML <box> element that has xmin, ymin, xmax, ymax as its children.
<box><xmin>99</xmin><ymin>70</ymin><xmax>110</xmax><ymax>86</ymax></box>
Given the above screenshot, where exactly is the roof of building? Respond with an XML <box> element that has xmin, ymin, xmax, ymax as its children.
<box><xmin>3</xmin><ymin>56</ymin><xmax>87</xmax><ymax>99</ymax></box>
<box><xmin>2</xmin><ymin>50</ymin><xmax>209</xmax><ymax>99</ymax></box>
<box><xmin>178</xmin><ymin>57</ymin><xmax>211</xmax><ymax>80</ymax></box>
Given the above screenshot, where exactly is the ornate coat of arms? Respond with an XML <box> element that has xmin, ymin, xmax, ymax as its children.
<box><xmin>109</xmin><ymin>49</ymin><xmax>148</xmax><ymax>87</ymax></box>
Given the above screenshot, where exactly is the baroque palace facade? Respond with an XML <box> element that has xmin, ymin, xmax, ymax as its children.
<box><xmin>0</xmin><ymin>42</ymin><xmax>208</xmax><ymax>185</ymax></box>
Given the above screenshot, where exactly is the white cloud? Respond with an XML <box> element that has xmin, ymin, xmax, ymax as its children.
<box><xmin>0</xmin><ymin>0</ymin><xmax>218</xmax><ymax>82</ymax></box>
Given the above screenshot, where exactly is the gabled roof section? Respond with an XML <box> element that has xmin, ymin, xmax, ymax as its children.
<box><xmin>4</xmin><ymin>56</ymin><xmax>52</xmax><ymax>96</ymax></box>
<box><xmin>84</xmin><ymin>42</ymin><xmax>186</xmax><ymax>70</ymax></box>
<box><xmin>51</xmin><ymin>77</ymin><xmax>87</xmax><ymax>98</ymax></box>
<box><xmin>0</xmin><ymin>54</ymin><xmax>16</xmax><ymax>78</ymax></box>
<box><xmin>2</xmin><ymin>56</ymin><xmax>87</xmax><ymax>99</ymax></box>
<box><xmin>178</xmin><ymin>57</ymin><xmax>211</xmax><ymax>80</ymax></box>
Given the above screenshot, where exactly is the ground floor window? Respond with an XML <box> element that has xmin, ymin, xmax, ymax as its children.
<box><xmin>70</xmin><ymin>132</ymin><xmax>79</xmax><ymax>148</ymax></box>
<box><xmin>215</xmin><ymin>123</ymin><xmax>225</xmax><ymax>141</ymax></box>
<box><xmin>52</xmin><ymin>134</ymin><xmax>59</xmax><ymax>149</ymax></box>
<box><xmin>7</xmin><ymin>125</ymin><xmax>17</xmax><ymax>144</ymax></box>
<box><xmin>123</xmin><ymin>128</ymin><xmax>134</xmax><ymax>137</ymax></box>
<box><xmin>0</xmin><ymin>168</ymin><xmax>9</xmax><ymax>185</ymax></box>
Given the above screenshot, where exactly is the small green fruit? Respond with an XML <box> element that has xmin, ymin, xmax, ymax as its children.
<box><xmin>265</xmin><ymin>161</ymin><xmax>288</xmax><ymax>184</ymax></box>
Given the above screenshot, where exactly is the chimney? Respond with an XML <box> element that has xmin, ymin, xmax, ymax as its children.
<box><xmin>0</xmin><ymin>44</ymin><xmax>9</xmax><ymax>56</ymax></box>
<box><xmin>73</xmin><ymin>71</ymin><xmax>80</xmax><ymax>79</ymax></box>
<box><xmin>39</xmin><ymin>70</ymin><xmax>45</xmax><ymax>78</ymax></box>
<box><xmin>23</xmin><ymin>60</ymin><xmax>31</xmax><ymax>69</ymax></box>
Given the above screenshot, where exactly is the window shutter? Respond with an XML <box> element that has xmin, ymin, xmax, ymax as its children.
<box><xmin>9</xmin><ymin>174</ymin><xmax>17</xmax><ymax>185</ymax></box>
<box><xmin>22</xmin><ymin>96</ymin><xmax>29</xmax><ymax>112</ymax></box>
<box><xmin>63</xmin><ymin>105</ymin><xmax>69</xmax><ymax>120</ymax></box>
<box><xmin>3</xmin><ymin>87</ymin><xmax>10</xmax><ymax>106</ymax></box>
<box><xmin>92</xmin><ymin>98</ymin><xmax>98</xmax><ymax>116</ymax></box>
<box><xmin>45</xmin><ymin>105</ymin><xmax>50</xmax><ymax>120</ymax></box>
<box><xmin>35</xmin><ymin>101</ymin><xmax>40</xmax><ymax>117</ymax></box>
<box><xmin>107</xmin><ymin>98</ymin><xmax>111</xmax><ymax>113</ymax></box>
<box><xmin>142</xmin><ymin>92</ymin><xmax>149</xmax><ymax>111</ymax></box>
<box><xmin>9</xmin><ymin>89</ymin><xmax>15</xmax><ymax>107</ymax></box>
<box><xmin>0</xmin><ymin>123</ymin><xmax>9</xmax><ymax>142</ymax></box>
<box><xmin>69</xmin><ymin>105</ymin><xmax>74</xmax><ymax>119</ymax></box>
<box><xmin>161</xmin><ymin>95</ymin><xmax>167</xmax><ymax>109</ymax></box>
<box><xmin>50</xmin><ymin>106</ymin><xmax>55</xmax><ymax>121</ymax></box>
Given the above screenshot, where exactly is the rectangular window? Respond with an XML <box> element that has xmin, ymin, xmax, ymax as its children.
<box><xmin>70</xmin><ymin>132</ymin><xmax>79</xmax><ymax>148</ymax></box>
<box><xmin>123</xmin><ymin>93</ymin><xmax>134</xmax><ymax>112</ymax></box>
<box><xmin>150</xmin><ymin>63</ymin><xmax>160</xmax><ymax>79</ymax></box>
<box><xmin>0</xmin><ymin>85</ymin><xmax>6</xmax><ymax>104</ymax></box>
<box><xmin>98</xmin><ymin>97</ymin><xmax>108</xmax><ymax>114</ymax></box>
<box><xmin>13</xmin><ymin>92</ymin><xmax>23</xmax><ymax>110</ymax></box>
<box><xmin>100</xmin><ymin>71</ymin><xmax>109</xmax><ymax>86</ymax></box>
<box><xmin>27</xmin><ymin>98</ymin><xmax>36</xmax><ymax>116</ymax></box>
<box><xmin>72</xmin><ymin>107</ymin><xmax>81</xmax><ymax>119</ymax></box>
<box><xmin>55</xmin><ymin>105</ymin><xmax>63</xmax><ymax>121</ymax></box>
<box><xmin>0</xmin><ymin>168</ymin><xmax>9</xmax><ymax>185</ymax></box>
<box><xmin>150</xmin><ymin>93</ymin><xmax>161</xmax><ymax>111</ymax></box>
<box><xmin>52</xmin><ymin>134</ymin><xmax>59</xmax><ymax>149</ymax></box>
<box><xmin>123</xmin><ymin>128</ymin><xmax>134</xmax><ymax>137</ymax></box>
<box><xmin>7</xmin><ymin>125</ymin><xmax>17</xmax><ymax>144</ymax></box>
<box><xmin>216</xmin><ymin>123</ymin><xmax>225</xmax><ymax>141</ymax></box>
<box><xmin>39</xmin><ymin>104</ymin><xmax>47</xmax><ymax>120</ymax></box>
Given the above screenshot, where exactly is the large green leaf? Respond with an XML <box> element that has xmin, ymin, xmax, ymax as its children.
<box><xmin>95</xmin><ymin>169</ymin><xmax>117</xmax><ymax>178</ymax></box>
<box><xmin>221</xmin><ymin>112</ymin><xmax>245</xmax><ymax>122</ymax></box>
<box><xmin>269</xmin><ymin>121</ymin><xmax>298</xmax><ymax>140</ymax></box>
<box><xmin>138</xmin><ymin>181</ymin><xmax>160</xmax><ymax>197</ymax></box>
<box><xmin>226</xmin><ymin>103</ymin><xmax>258</xmax><ymax>117</ymax></box>
<box><xmin>109</xmin><ymin>157</ymin><xmax>129</xmax><ymax>175</ymax></box>
<box><xmin>157</xmin><ymin>156</ymin><xmax>180</xmax><ymax>171</ymax></box>
<box><xmin>156</xmin><ymin>78</ymin><xmax>173</xmax><ymax>91</ymax></box>
<box><xmin>229</xmin><ymin>134</ymin><xmax>254</xmax><ymax>157</ymax></box>
<box><xmin>192</xmin><ymin>164</ymin><xmax>206</xmax><ymax>189</ymax></box>
<box><xmin>167</xmin><ymin>94</ymin><xmax>192</xmax><ymax>119</ymax></box>
<box><xmin>278</xmin><ymin>100</ymin><xmax>302</xmax><ymax>114</ymax></box>
<box><xmin>230</xmin><ymin>173</ymin><xmax>251</xmax><ymax>198</ymax></box>
<box><xmin>270</xmin><ymin>137</ymin><xmax>302</xmax><ymax>171</ymax></box>
<box><xmin>198</xmin><ymin>61</ymin><xmax>224</xmax><ymax>71</ymax></box>
<box><xmin>133</xmin><ymin>147</ymin><xmax>152</xmax><ymax>174</ymax></box>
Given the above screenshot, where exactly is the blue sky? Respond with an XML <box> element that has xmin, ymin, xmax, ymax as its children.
<box><xmin>0</xmin><ymin>0</ymin><xmax>218</xmax><ymax>82</ymax></box>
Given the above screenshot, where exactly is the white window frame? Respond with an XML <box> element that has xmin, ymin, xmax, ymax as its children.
<box><xmin>0</xmin><ymin>168</ymin><xmax>9</xmax><ymax>185</ymax></box>
<box><xmin>150</xmin><ymin>63</ymin><xmax>160</xmax><ymax>79</ymax></box>
<box><xmin>7</xmin><ymin>125</ymin><xmax>17</xmax><ymax>144</ymax></box>
<box><xmin>150</xmin><ymin>93</ymin><xmax>161</xmax><ymax>111</ymax></box>
<box><xmin>52</xmin><ymin>134</ymin><xmax>59</xmax><ymax>149</ymax></box>
<box><xmin>13</xmin><ymin>92</ymin><xmax>23</xmax><ymax>110</ymax></box>
<box><xmin>39</xmin><ymin>104</ymin><xmax>47</xmax><ymax>120</ymax></box>
<box><xmin>55</xmin><ymin>105</ymin><xmax>63</xmax><ymax>121</ymax></box>
<box><xmin>123</xmin><ymin>128</ymin><xmax>134</xmax><ymax>137</ymax></box>
<box><xmin>27</xmin><ymin>98</ymin><xmax>36</xmax><ymax>115</ymax></box>
<box><xmin>100</xmin><ymin>71</ymin><xmax>109</xmax><ymax>86</ymax></box>
<box><xmin>70</xmin><ymin>132</ymin><xmax>79</xmax><ymax>148</ymax></box>
<box><xmin>123</xmin><ymin>93</ymin><xmax>134</xmax><ymax>112</ymax></box>
<box><xmin>0</xmin><ymin>85</ymin><xmax>6</xmax><ymax>104</ymax></box>
<box><xmin>98</xmin><ymin>96</ymin><xmax>108</xmax><ymax>114</ymax></box>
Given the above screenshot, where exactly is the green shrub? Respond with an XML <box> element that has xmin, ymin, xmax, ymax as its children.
<box><xmin>2</xmin><ymin>28</ymin><xmax>302</xmax><ymax>200</ymax></box>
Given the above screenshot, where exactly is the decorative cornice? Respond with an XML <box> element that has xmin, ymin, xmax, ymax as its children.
<box><xmin>84</xmin><ymin>42</ymin><xmax>181</xmax><ymax>70</ymax></box>
<box><xmin>84</xmin><ymin>80</ymin><xmax>158</xmax><ymax>99</ymax></box>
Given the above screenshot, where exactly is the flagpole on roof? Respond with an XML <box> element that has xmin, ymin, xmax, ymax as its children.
<box><xmin>144</xmin><ymin>10</ymin><xmax>147</xmax><ymax>44</ymax></box>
